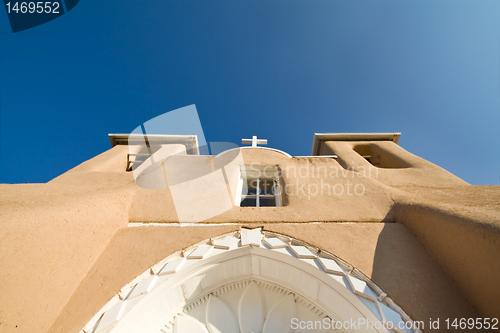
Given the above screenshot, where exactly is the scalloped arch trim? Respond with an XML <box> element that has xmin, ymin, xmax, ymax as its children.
<box><xmin>81</xmin><ymin>228</ymin><xmax>420</xmax><ymax>333</ymax></box>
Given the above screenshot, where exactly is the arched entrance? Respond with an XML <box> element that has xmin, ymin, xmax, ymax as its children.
<box><xmin>81</xmin><ymin>228</ymin><xmax>418</xmax><ymax>333</ymax></box>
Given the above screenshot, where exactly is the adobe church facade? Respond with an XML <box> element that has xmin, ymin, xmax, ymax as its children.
<box><xmin>0</xmin><ymin>133</ymin><xmax>499</xmax><ymax>333</ymax></box>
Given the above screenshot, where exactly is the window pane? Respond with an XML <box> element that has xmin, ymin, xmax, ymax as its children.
<box><xmin>240</xmin><ymin>197</ymin><xmax>257</xmax><ymax>207</ymax></box>
<box><xmin>259</xmin><ymin>197</ymin><xmax>276</xmax><ymax>207</ymax></box>
<box><xmin>259</xmin><ymin>179</ymin><xmax>275</xmax><ymax>195</ymax></box>
<box><xmin>244</xmin><ymin>179</ymin><xmax>258</xmax><ymax>195</ymax></box>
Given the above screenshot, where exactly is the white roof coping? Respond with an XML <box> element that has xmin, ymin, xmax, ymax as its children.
<box><xmin>108</xmin><ymin>133</ymin><xmax>200</xmax><ymax>155</ymax></box>
<box><xmin>311</xmin><ymin>132</ymin><xmax>401</xmax><ymax>156</ymax></box>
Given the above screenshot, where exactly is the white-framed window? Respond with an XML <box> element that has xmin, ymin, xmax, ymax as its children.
<box><xmin>236</xmin><ymin>165</ymin><xmax>282</xmax><ymax>207</ymax></box>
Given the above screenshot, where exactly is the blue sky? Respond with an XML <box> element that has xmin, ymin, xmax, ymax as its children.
<box><xmin>0</xmin><ymin>0</ymin><xmax>499</xmax><ymax>184</ymax></box>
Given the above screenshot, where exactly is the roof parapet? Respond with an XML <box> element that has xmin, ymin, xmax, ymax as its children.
<box><xmin>108</xmin><ymin>133</ymin><xmax>200</xmax><ymax>155</ymax></box>
<box><xmin>311</xmin><ymin>132</ymin><xmax>401</xmax><ymax>156</ymax></box>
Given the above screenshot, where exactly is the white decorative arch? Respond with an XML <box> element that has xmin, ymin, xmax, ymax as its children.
<box><xmin>81</xmin><ymin>228</ymin><xmax>420</xmax><ymax>333</ymax></box>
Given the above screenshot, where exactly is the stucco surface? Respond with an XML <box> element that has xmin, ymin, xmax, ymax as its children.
<box><xmin>393</xmin><ymin>201</ymin><xmax>500</xmax><ymax>320</ymax></box>
<box><xmin>320</xmin><ymin>141</ymin><xmax>468</xmax><ymax>187</ymax></box>
<box><xmin>266</xmin><ymin>223</ymin><xmax>483</xmax><ymax>330</ymax></box>
<box><xmin>0</xmin><ymin>184</ymin><xmax>131</xmax><ymax>332</ymax></box>
<box><xmin>1</xmin><ymin>141</ymin><xmax>499</xmax><ymax>333</ymax></box>
<box><xmin>48</xmin><ymin>226</ymin><xmax>240</xmax><ymax>333</ymax></box>
<box><xmin>0</xmin><ymin>146</ymin><xmax>135</xmax><ymax>332</ymax></box>
<box><xmin>130</xmin><ymin>148</ymin><xmax>398</xmax><ymax>223</ymax></box>
<box><xmin>388</xmin><ymin>185</ymin><xmax>500</xmax><ymax>319</ymax></box>
<box><xmin>50</xmin><ymin>224</ymin><xmax>480</xmax><ymax>333</ymax></box>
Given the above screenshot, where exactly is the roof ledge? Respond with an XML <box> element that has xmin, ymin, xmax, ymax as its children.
<box><xmin>108</xmin><ymin>133</ymin><xmax>200</xmax><ymax>155</ymax></box>
<box><xmin>311</xmin><ymin>132</ymin><xmax>401</xmax><ymax>156</ymax></box>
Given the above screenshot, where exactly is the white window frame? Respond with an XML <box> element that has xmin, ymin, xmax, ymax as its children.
<box><xmin>235</xmin><ymin>165</ymin><xmax>282</xmax><ymax>207</ymax></box>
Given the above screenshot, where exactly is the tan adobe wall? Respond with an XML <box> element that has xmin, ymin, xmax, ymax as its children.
<box><xmin>0</xmin><ymin>146</ymin><xmax>136</xmax><ymax>333</ymax></box>
<box><xmin>129</xmin><ymin>148</ymin><xmax>397</xmax><ymax>223</ymax></box>
<box><xmin>49</xmin><ymin>224</ymin><xmax>480</xmax><ymax>333</ymax></box>
<box><xmin>320</xmin><ymin>140</ymin><xmax>467</xmax><ymax>187</ymax></box>
<box><xmin>393</xmin><ymin>197</ymin><xmax>500</xmax><ymax>319</ymax></box>
<box><xmin>1</xmin><ymin>142</ymin><xmax>499</xmax><ymax>333</ymax></box>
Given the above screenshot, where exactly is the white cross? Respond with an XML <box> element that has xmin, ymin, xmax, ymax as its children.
<box><xmin>242</xmin><ymin>135</ymin><xmax>268</xmax><ymax>147</ymax></box>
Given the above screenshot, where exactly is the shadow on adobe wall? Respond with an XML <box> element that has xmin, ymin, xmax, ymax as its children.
<box><xmin>371</xmin><ymin>202</ymin><xmax>500</xmax><ymax>332</ymax></box>
<box><xmin>388</xmin><ymin>202</ymin><xmax>500</xmax><ymax>320</ymax></box>
<box><xmin>370</xmin><ymin>221</ymin><xmax>483</xmax><ymax>333</ymax></box>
